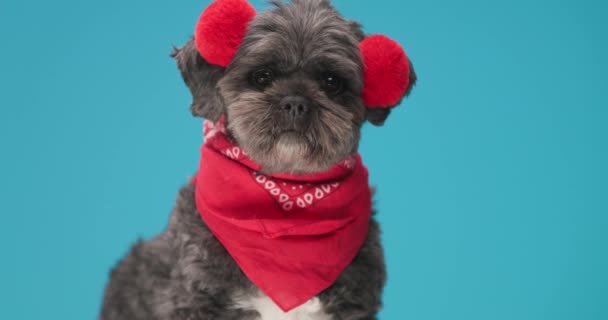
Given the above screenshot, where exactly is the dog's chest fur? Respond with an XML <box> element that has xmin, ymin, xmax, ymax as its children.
<box><xmin>234</xmin><ymin>293</ymin><xmax>332</xmax><ymax>320</ymax></box>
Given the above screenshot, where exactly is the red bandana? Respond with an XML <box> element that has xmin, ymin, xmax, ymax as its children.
<box><xmin>194</xmin><ymin>120</ymin><xmax>372</xmax><ymax>312</ymax></box>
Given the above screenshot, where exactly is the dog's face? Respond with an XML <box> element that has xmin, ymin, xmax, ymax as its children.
<box><xmin>219</xmin><ymin>1</ymin><xmax>367</xmax><ymax>174</ymax></box>
<box><xmin>174</xmin><ymin>0</ymin><xmax>416</xmax><ymax>174</ymax></box>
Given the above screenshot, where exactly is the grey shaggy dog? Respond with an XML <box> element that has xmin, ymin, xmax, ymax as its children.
<box><xmin>100</xmin><ymin>0</ymin><xmax>416</xmax><ymax>319</ymax></box>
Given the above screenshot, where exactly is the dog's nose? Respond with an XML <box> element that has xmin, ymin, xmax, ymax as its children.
<box><xmin>280</xmin><ymin>96</ymin><xmax>311</xmax><ymax>120</ymax></box>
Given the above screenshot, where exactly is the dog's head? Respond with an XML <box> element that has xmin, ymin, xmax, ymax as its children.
<box><xmin>173</xmin><ymin>0</ymin><xmax>416</xmax><ymax>174</ymax></box>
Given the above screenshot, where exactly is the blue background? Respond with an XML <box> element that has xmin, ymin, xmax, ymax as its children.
<box><xmin>1</xmin><ymin>0</ymin><xmax>606</xmax><ymax>319</ymax></box>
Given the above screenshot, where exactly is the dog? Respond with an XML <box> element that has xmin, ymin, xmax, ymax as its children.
<box><xmin>100</xmin><ymin>0</ymin><xmax>416</xmax><ymax>319</ymax></box>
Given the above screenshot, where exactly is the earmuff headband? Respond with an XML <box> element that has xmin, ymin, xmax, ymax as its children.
<box><xmin>194</xmin><ymin>0</ymin><xmax>411</xmax><ymax>109</ymax></box>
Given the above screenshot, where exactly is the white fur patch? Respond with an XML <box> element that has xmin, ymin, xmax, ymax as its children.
<box><xmin>233</xmin><ymin>292</ymin><xmax>332</xmax><ymax>320</ymax></box>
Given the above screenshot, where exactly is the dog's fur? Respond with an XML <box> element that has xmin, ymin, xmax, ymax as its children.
<box><xmin>100</xmin><ymin>1</ymin><xmax>416</xmax><ymax>319</ymax></box>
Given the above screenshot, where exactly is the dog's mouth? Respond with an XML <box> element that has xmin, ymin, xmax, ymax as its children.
<box><xmin>273</xmin><ymin>126</ymin><xmax>310</xmax><ymax>141</ymax></box>
<box><xmin>278</xmin><ymin>129</ymin><xmax>304</xmax><ymax>138</ymax></box>
<box><xmin>228</xmin><ymin>114</ymin><xmax>353</xmax><ymax>174</ymax></box>
<box><xmin>275</xmin><ymin>120</ymin><xmax>311</xmax><ymax>135</ymax></box>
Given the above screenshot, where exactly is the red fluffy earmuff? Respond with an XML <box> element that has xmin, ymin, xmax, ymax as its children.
<box><xmin>194</xmin><ymin>0</ymin><xmax>256</xmax><ymax>67</ymax></box>
<box><xmin>359</xmin><ymin>35</ymin><xmax>411</xmax><ymax>108</ymax></box>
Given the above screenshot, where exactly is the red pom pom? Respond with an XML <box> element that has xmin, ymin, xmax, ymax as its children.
<box><xmin>360</xmin><ymin>35</ymin><xmax>411</xmax><ymax>108</ymax></box>
<box><xmin>195</xmin><ymin>0</ymin><xmax>257</xmax><ymax>67</ymax></box>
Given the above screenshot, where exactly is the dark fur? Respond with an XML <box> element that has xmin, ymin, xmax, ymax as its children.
<box><xmin>100</xmin><ymin>182</ymin><xmax>385</xmax><ymax>320</ymax></box>
<box><xmin>101</xmin><ymin>0</ymin><xmax>415</xmax><ymax>319</ymax></box>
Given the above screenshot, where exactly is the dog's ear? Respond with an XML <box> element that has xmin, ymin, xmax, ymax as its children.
<box><xmin>172</xmin><ymin>40</ymin><xmax>225</xmax><ymax>120</ymax></box>
<box><xmin>173</xmin><ymin>0</ymin><xmax>256</xmax><ymax>120</ymax></box>
<box><xmin>360</xmin><ymin>35</ymin><xmax>417</xmax><ymax>126</ymax></box>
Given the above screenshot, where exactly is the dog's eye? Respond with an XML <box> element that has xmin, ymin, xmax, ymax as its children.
<box><xmin>320</xmin><ymin>73</ymin><xmax>344</xmax><ymax>95</ymax></box>
<box><xmin>251</xmin><ymin>69</ymin><xmax>275</xmax><ymax>88</ymax></box>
